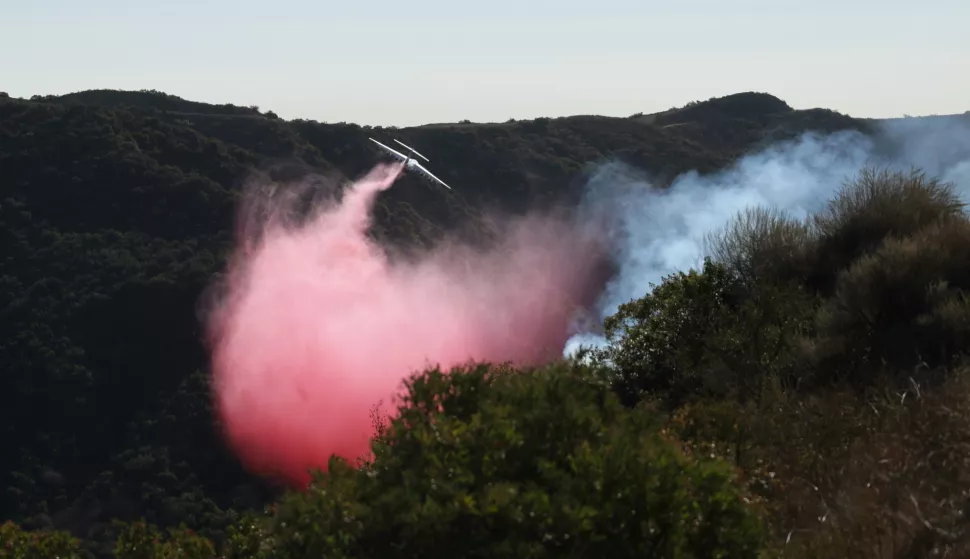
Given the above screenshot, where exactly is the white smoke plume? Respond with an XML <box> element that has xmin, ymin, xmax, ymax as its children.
<box><xmin>565</xmin><ymin>114</ymin><xmax>970</xmax><ymax>357</ymax></box>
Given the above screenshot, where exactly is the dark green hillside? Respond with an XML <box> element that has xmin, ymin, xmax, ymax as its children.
<box><xmin>6</xmin><ymin>88</ymin><xmax>962</xmax><ymax>557</ymax></box>
<box><xmin>40</xmin><ymin>89</ymin><xmax>262</xmax><ymax>117</ymax></box>
<box><xmin>633</xmin><ymin>92</ymin><xmax>868</xmax><ymax>154</ymax></box>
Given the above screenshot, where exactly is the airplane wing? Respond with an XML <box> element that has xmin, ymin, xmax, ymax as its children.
<box><xmin>410</xmin><ymin>160</ymin><xmax>452</xmax><ymax>190</ymax></box>
<box><xmin>369</xmin><ymin>138</ymin><xmax>409</xmax><ymax>163</ymax></box>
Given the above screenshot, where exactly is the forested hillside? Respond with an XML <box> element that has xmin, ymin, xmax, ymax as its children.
<box><xmin>3</xmin><ymin>88</ymin><xmax>968</xmax><ymax>558</ymax></box>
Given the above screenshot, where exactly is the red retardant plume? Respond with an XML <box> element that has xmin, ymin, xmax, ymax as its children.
<box><xmin>206</xmin><ymin>162</ymin><xmax>611</xmax><ymax>487</ymax></box>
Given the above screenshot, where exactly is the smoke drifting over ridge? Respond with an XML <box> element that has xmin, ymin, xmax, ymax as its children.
<box><xmin>564</xmin><ymin>115</ymin><xmax>970</xmax><ymax>356</ymax></box>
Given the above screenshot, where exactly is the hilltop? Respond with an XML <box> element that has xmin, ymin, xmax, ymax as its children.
<box><xmin>3</xmin><ymin>89</ymin><xmax>873</xmax><ymax>234</ymax></box>
<box><xmin>2</xmin><ymin>88</ymin><xmax>968</xmax><ymax>557</ymax></box>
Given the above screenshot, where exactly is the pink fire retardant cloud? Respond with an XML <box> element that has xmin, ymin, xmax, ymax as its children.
<box><xmin>205</xmin><ymin>162</ymin><xmax>611</xmax><ymax>487</ymax></box>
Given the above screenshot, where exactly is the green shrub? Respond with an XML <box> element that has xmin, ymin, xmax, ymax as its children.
<box><xmin>221</xmin><ymin>512</ymin><xmax>277</xmax><ymax>559</ymax></box>
<box><xmin>602</xmin><ymin>258</ymin><xmax>813</xmax><ymax>406</ymax></box>
<box><xmin>695</xmin><ymin>166</ymin><xmax>970</xmax><ymax>392</ymax></box>
<box><xmin>112</xmin><ymin>519</ymin><xmax>216</xmax><ymax>559</ymax></box>
<box><xmin>0</xmin><ymin>521</ymin><xmax>83</xmax><ymax>559</ymax></box>
<box><xmin>705</xmin><ymin>206</ymin><xmax>814</xmax><ymax>287</ymax></box>
<box><xmin>807</xmin><ymin>218</ymin><xmax>970</xmax><ymax>387</ymax></box>
<box><xmin>267</xmin><ymin>363</ymin><xmax>766</xmax><ymax>558</ymax></box>
<box><xmin>809</xmin><ymin>167</ymin><xmax>965</xmax><ymax>294</ymax></box>
<box><xmin>601</xmin><ymin>259</ymin><xmax>744</xmax><ymax>405</ymax></box>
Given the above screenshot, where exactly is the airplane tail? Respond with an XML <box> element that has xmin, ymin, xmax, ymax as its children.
<box><xmin>393</xmin><ymin>139</ymin><xmax>430</xmax><ymax>162</ymax></box>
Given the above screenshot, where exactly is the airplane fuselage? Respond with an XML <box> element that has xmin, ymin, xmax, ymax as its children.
<box><xmin>368</xmin><ymin>136</ymin><xmax>452</xmax><ymax>190</ymax></box>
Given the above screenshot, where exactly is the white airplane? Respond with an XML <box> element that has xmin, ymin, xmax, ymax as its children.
<box><xmin>368</xmin><ymin>137</ymin><xmax>452</xmax><ymax>190</ymax></box>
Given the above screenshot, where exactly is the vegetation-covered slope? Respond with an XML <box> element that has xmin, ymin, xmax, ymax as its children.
<box><xmin>2</xmin><ymin>88</ymin><xmax>966</xmax><ymax>557</ymax></box>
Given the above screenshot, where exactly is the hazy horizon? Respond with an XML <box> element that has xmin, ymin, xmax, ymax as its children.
<box><xmin>3</xmin><ymin>0</ymin><xmax>968</xmax><ymax>127</ymax></box>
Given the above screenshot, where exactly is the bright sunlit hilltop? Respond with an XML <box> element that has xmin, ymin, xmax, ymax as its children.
<box><xmin>2</xmin><ymin>0</ymin><xmax>968</xmax><ymax>126</ymax></box>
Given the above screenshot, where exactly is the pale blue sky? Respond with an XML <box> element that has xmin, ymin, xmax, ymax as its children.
<box><xmin>2</xmin><ymin>0</ymin><xmax>967</xmax><ymax>126</ymax></box>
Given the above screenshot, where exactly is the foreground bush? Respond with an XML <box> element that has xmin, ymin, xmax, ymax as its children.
<box><xmin>809</xmin><ymin>218</ymin><xmax>970</xmax><ymax>387</ymax></box>
<box><xmin>268</xmin><ymin>363</ymin><xmax>766</xmax><ymax>558</ymax></box>
<box><xmin>0</xmin><ymin>521</ymin><xmax>83</xmax><ymax>559</ymax></box>
<box><xmin>809</xmin><ymin>167</ymin><xmax>966</xmax><ymax>295</ymax></box>
<box><xmin>1</xmin><ymin>516</ymin><xmax>273</xmax><ymax>559</ymax></box>
<box><xmin>602</xmin><ymin>258</ymin><xmax>813</xmax><ymax>407</ymax></box>
<box><xmin>705</xmin><ymin>206</ymin><xmax>814</xmax><ymax>288</ymax></box>
<box><xmin>112</xmin><ymin>520</ymin><xmax>216</xmax><ymax>558</ymax></box>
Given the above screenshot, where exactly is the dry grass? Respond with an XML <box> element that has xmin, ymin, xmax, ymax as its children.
<box><xmin>668</xmin><ymin>369</ymin><xmax>970</xmax><ymax>558</ymax></box>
